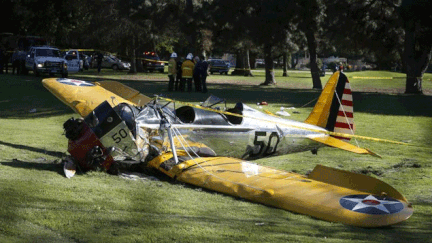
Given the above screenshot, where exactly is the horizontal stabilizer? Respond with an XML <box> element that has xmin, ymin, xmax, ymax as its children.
<box><xmin>309</xmin><ymin>136</ymin><xmax>380</xmax><ymax>157</ymax></box>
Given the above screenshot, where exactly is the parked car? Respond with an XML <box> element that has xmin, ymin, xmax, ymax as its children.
<box><xmin>24</xmin><ymin>46</ymin><xmax>68</xmax><ymax>77</ymax></box>
<box><xmin>101</xmin><ymin>55</ymin><xmax>131</xmax><ymax>71</ymax></box>
<box><xmin>255</xmin><ymin>59</ymin><xmax>265</xmax><ymax>67</ymax></box>
<box><xmin>209</xmin><ymin>59</ymin><xmax>230</xmax><ymax>75</ymax></box>
<box><xmin>141</xmin><ymin>52</ymin><xmax>165</xmax><ymax>73</ymax></box>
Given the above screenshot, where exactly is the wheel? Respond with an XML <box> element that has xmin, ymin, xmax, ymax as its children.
<box><xmin>112</xmin><ymin>64</ymin><xmax>119</xmax><ymax>71</ymax></box>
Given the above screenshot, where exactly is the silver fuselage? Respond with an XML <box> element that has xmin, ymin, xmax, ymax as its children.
<box><xmin>136</xmin><ymin>103</ymin><xmax>328</xmax><ymax>159</ymax></box>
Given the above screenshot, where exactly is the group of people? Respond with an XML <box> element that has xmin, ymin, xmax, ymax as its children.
<box><xmin>168</xmin><ymin>52</ymin><xmax>209</xmax><ymax>93</ymax></box>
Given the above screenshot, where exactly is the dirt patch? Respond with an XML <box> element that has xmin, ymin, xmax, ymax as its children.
<box><xmin>353</xmin><ymin>160</ymin><xmax>424</xmax><ymax>177</ymax></box>
<box><xmin>352</xmin><ymin>166</ymin><xmax>384</xmax><ymax>176</ymax></box>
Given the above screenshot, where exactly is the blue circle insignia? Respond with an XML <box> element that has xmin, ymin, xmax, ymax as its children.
<box><xmin>57</xmin><ymin>78</ymin><xmax>94</xmax><ymax>87</ymax></box>
<box><xmin>340</xmin><ymin>194</ymin><xmax>404</xmax><ymax>215</ymax></box>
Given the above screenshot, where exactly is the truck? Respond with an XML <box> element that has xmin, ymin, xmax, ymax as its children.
<box><xmin>64</xmin><ymin>49</ymin><xmax>84</xmax><ymax>73</ymax></box>
<box><xmin>24</xmin><ymin>46</ymin><xmax>68</xmax><ymax>77</ymax></box>
<box><xmin>0</xmin><ymin>34</ymin><xmax>48</xmax><ymax>74</ymax></box>
<box><xmin>141</xmin><ymin>51</ymin><xmax>164</xmax><ymax>73</ymax></box>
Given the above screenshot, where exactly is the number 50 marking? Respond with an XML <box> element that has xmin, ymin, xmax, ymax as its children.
<box><xmin>251</xmin><ymin>131</ymin><xmax>280</xmax><ymax>157</ymax></box>
<box><xmin>111</xmin><ymin>128</ymin><xmax>129</xmax><ymax>143</ymax></box>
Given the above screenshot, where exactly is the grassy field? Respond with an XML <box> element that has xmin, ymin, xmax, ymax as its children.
<box><xmin>0</xmin><ymin>69</ymin><xmax>431</xmax><ymax>242</ymax></box>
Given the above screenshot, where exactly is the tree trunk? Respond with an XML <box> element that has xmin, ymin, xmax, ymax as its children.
<box><xmin>243</xmin><ymin>49</ymin><xmax>253</xmax><ymax>76</ymax></box>
<box><xmin>403</xmin><ymin>22</ymin><xmax>431</xmax><ymax>94</ymax></box>
<box><xmin>232</xmin><ymin>49</ymin><xmax>253</xmax><ymax>76</ymax></box>
<box><xmin>261</xmin><ymin>43</ymin><xmax>276</xmax><ymax>85</ymax></box>
<box><xmin>283</xmin><ymin>52</ymin><xmax>288</xmax><ymax>77</ymax></box>
<box><xmin>250</xmin><ymin>52</ymin><xmax>257</xmax><ymax>69</ymax></box>
<box><xmin>306</xmin><ymin>30</ymin><xmax>322</xmax><ymax>90</ymax></box>
<box><xmin>129</xmin><ymin>37</ymin><xmax>137</xmax><ymax>74</ymax></box>
<box><xmin>231</xmin><ymin>50</ymin><xmax>245</xmax><ymax>76</ymax></box>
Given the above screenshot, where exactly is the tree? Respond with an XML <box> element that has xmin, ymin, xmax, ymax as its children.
<box><xmin>295</xmin><ymin>0</ymin><xmax>326</xmax><ymax>89</ymax></box>
<box><xmin>209</xmin><ymin>0</ymin><xmax>255</xmax><ymax>76</ymax></box>
<box><xmin>251</xmin><ymin>1</ymin><xmax>298</xmax><ymax>85</ymax></box>
<box><xmin>10</xmin><ymin>0</ymin><xmax>92</xmax><ymax>45</ymax></box>
<box><xmin>114</xmin><ymin>0</ymin><xmax>182</xmax><ymax>72</ymax></box>
<box><xmin>174</xmin><ymin>0</ymin><xmax>214</xmax><ymax>57</ymax></box>
<box><xmin>399</xmin><ymin>0</ymin><xmax>432</xmax><ymax>94</ymax></box>
<box><xmin>324</xmin><ymin>0</ymin><xmax>432</xmax><ymax>94</ymax></box>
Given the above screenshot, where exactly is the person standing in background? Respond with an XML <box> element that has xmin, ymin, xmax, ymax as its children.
<box><xmin>180</xmin><ymin>53</ymin><xmax>195</xmax><ymax>92</ymax></box>
<box><xmin>176</xmin><ymin>58</ymin><xmax>183</xmax><ymax>91</ymax></box>
<box><xmin>167</xmin><ymin>52</ymin><xmax>177</xmax><ymax>91</ymax></box>
<box><xmin>193</xmin><ymin>56</ymin><xmax>201</xmax><ymax>92</ymax></box>
<box><xmin>196</xmin><ymin>56</ymin><xmax>209</xmax><ymax>93</ymax></box>
<box><xmin>96</xmin><ymin>52</ymin><xmax>103</xmax><ymax>74</ymax></box>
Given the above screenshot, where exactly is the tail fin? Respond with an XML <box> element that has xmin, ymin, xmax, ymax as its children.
<box><xmin>305</xmin><ymin>72</ymin><xmax>354</xmax><ymax>140</ymax></box>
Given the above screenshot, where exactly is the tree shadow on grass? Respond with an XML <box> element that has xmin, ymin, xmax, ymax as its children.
<box><xmin>2</xmin><ymin>73</ymin><xmax>432</xmax><ymax>119</ymax></box>
<box><xmin>0</xmin><ymin>140</ymin><xmax>65</xmax><ymax>158</ymax></box>
<box><xmin>0</xmin><ymin>74</ymin><xmax>73</xmax><ymax>118</ymax></box>
<box><xmin>1</xmin><ymin>159</ymin><xmax>64</xmax><ymax>176</ymax></box>
<box><xmin>71</xmin><ymin>74</ymin><xmax>432</xmax><ymax>116</ymax></box>
<box><xmin>0</xmin><ymin>140</ymin><xmax>65</xmax><ymax>175</ymax></box>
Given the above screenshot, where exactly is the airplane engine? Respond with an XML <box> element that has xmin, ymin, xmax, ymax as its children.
<box><xmin>64</xmin><ymin>117</ymin><xmax>115</xmax><ymax>171</ymax></box>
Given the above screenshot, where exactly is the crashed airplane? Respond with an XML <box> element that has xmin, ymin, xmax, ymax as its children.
<box><xmin>42</xmin><ymin>72</ymin><xmax>413</xmax><ymax>227</ymax></box>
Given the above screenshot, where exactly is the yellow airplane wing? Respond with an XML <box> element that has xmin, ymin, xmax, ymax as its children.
<box><xmin>148</xmin><ymin>152</ymin><xmax>413</xmax><ymax>227</ymax></box>
<box><xmin>42</xmin><ymin>78</ymin><xmax>152</xmax><ymax>117</ymax></box>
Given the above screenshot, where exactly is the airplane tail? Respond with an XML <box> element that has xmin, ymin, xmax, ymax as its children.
<box><xmin>305</xmin><ymin>71</ymin><xmax>354</xmax><ymax>140</ymax></box>
<box><xmin>304</xmin><ymin>72</ymin><xmax>378</xmax><ymax>157</ymax></box>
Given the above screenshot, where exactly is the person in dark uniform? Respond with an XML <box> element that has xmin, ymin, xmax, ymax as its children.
<box><xmin>196</xmin><ymin>56</ymin><xmax>209</xmax><ymax>93</ymax></box>
<box><xmin>193</xmin><ymin>56</ymin><xmax>201</xmax><ymax>92</ymax></box>
<box><xmin>176</xmin><ymin>58</ymin><xmax>183</xmax><ymax>91</ymax></box>
<box><xmin>96</xmin><ymin>52</ymin><xmax>103</xmax><ymax>74</ymax></box>
<box><xmin>11</xmin><ymin>49</ymin><xmax>19</xmax><ymax>74</ymax></box>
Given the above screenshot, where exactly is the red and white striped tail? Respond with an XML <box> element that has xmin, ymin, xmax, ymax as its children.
<box><xmin>333</xmin><ymin>81</ymin><xmax>354</xmax><ymax>140</ymax></box>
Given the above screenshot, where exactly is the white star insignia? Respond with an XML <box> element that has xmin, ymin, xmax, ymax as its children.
<box><xmin>344</xmin><ymin>195</ymin><xmax>400</xmax><ymax>214</ymax></box>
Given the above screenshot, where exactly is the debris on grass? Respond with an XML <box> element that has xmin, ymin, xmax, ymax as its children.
<box><xmin>276</xmin><ymin>107</ymin><xmax>291</xmax><ymax>116</ymax></box>
<box><xmin>119</xmin><ymin>172</ymin><xmax>159</xmax><ymax>181</ymax></box>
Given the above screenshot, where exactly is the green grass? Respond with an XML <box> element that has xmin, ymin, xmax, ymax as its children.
<box><xmin>0</xmin><ymin>69</ymin><xmax>432</xmax><ymax>242</ymax></box>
